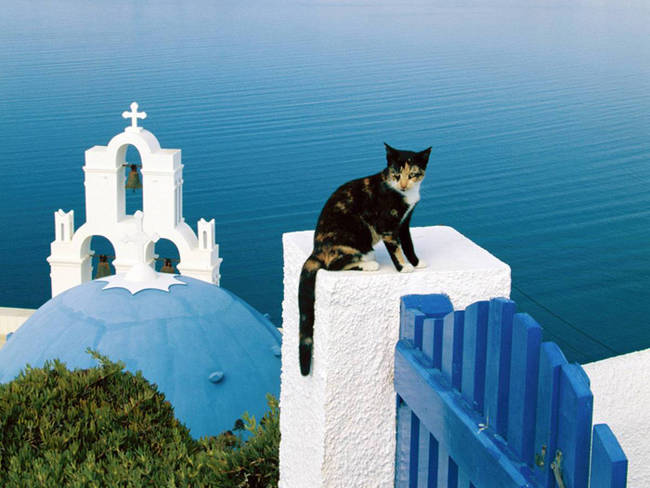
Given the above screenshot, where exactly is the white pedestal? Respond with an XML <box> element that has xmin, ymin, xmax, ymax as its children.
<box><xmin>279</xmin><ymin>226</ymin><xmax>511</xmax><ymax>488</ymax></box>
<box><xmin>583</xmin><ymin>349</ymin><xmax>650</xmax><ymax>487</ymax></box>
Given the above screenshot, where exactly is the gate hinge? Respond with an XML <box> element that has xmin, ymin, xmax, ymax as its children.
<box><xmin>550</xmin><ymin>450</ymin><xmax>566</xmax><ymax>488</ymax></box>
<box><xmin>535</xmin><ymin>445</ymin><xmax>547</xmax><ymax>467</ymax></box>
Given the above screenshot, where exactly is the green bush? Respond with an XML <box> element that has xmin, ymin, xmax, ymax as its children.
<box><xmin>0</xmin><ymin>350</ymin><xmax>279</xmax><ymax>487</ymax></box>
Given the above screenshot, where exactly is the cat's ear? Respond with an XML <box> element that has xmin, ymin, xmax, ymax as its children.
<box><xmin>384</xmin><ymin>143</ymin><xmax>398</xmax><ymax>164</ymax></box>
<box><xmin>418</xmin><ymin>147</ymin><xmax>432</xmax><ymax>167</ymax></box>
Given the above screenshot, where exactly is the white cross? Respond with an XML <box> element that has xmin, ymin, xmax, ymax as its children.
<box><xmin>122</xmin><ymin>102</ymin><xmax>147</xmax><ymax>129</ymax></box>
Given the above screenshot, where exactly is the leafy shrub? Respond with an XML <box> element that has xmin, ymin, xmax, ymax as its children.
<box><xmin>0</xmin><ymin>350</ymin><xmax>279</xmax><ymax>487</ymax></box>
<box><xmin>195</xmin><ymin>396</ymin><xmax>280</xmax><ymax>488</ymax></box>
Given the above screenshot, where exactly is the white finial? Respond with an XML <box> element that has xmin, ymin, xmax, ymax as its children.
<box><xmin>122</xmin><ymin>102</ymin><xmax>147</xmax><ymax>130</ymax></box>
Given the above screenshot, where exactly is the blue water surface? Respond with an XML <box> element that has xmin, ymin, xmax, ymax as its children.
<box><xmin>1</xmin><ymin>0</ymin><xmax>649</xmax><ymax>363</ymax></box>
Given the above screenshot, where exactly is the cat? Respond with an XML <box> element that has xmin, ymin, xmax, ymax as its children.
<box><xmin>298</xmin><ymin>143</ymin><xmax>431</xmax><ymax>376</ymax></box>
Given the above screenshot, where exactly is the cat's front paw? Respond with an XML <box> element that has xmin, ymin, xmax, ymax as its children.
<box><xmin>400</xmin><ymin>263</ymin><xmax>415</xmax><ymax>273</ymax></box>
<box><xmin>360</xmin><ymin>260</ymin><xmax>380</xmax><ymax>271</ymax></box>
<box><xmin>415</xmin><ymin>259</ymin><xmax>427</xmax><ymax>269</ymax></box>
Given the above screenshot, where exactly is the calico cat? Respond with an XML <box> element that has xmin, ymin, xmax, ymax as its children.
<box><xmin>298</xmin><ymin>143</ymin><xmax>431</xmax><ymax>376</ymax></box>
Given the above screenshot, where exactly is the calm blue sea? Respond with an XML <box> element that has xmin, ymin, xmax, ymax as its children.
<box><xmin>1</xmin><ymin>0</ymin><xmax>649</xmax><ymax>363</ymax></box>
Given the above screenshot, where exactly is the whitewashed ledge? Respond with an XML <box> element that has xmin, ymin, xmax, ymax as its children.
<box><xmin>584</xmin><ymin>349</ymin><xmax>650</xmax><ymax>488</ymax></box>
<box><xmin>279</xmin><ymin>226</ymin><xmax>511</xmax><ymax>488</ymax></box>
<box><xmin>0</xmin><ymin>307</ymin><xmax>35</xmax><ymax>335</ymax></box>
<box><xmin>0</xmin><ymin>307</ymin><xmax>36</xmax><ymax>347</ymax></box>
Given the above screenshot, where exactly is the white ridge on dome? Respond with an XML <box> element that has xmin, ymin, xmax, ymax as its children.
<box><xmin>98</xmin><ymin>263</ymin><xmax>186</xmax><ymax>294</ymax></box>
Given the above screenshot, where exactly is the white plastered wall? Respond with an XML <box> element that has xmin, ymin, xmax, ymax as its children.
<box><xmin>0</xmin><ymin>307</ymin><xmax>35</xmax><ymax>335</ymax></box>
<box><xmin>583</xmin><ymin>349</ymin><xmax>650</xmax><ymax>487</ymax></box>
<box><xmin>0</xmin><ymin>307</ymin><xmax>36</xmax><ymax>349</ymax></box>
<box><xmin>279</xmin><ymin>226</ymin><xmax>511</xmax><ymax>488</ymax></box>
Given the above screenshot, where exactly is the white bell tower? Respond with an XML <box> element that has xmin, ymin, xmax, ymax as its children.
<box><xmin>47</xmin><ymin>102</ymin><xmax>222</xmax><ymax>297</ymax></box>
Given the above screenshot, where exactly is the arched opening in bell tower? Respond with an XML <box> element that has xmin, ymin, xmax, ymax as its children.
<box><xmin>123</xmin><ymin>145</ymin><xmax>144</xmax><ymax>216</ymax></box>
<box><xmin>154</xmin><ymin>238</ymin><xmax>181</xmax><ymax>274</ymax></box>
<box><xmin>88</xmin><ymin>235</ymin><xmax>117</xmax><ymax>279</ymax></box>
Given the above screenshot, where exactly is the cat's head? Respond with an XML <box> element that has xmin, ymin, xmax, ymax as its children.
<box><xmin>383</xmin><ymin>143</ymin><xmax>431</xmax><ymax>192</ymax></box>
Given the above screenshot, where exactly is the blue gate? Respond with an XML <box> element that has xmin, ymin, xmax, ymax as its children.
<box><xmin>395</xmin><ymin>294</ymin><xmax>627</xmax><ymax>488</ymax></box>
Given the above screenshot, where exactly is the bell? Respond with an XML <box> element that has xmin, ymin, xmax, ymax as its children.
<box><xmin>95</xmin><ymin>254</ymin><xmax>112</xmax><ymax>279</ymax></box>
<box><xmin>125</xmin><ymin>164</ymin><xmax>142</xmax><ymax>191</ymax></box>
<box><xmin>160</xmin><ymin>258</ymin><xmax>177</xmax><ymax>274</ymax></box>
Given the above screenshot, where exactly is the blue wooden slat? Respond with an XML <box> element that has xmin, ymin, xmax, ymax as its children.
<box><xmin>442</xmin><ymin>310</ymin><xmax>465</xmax><ymax>391</ymax></box>
<box><xmin>410</xmin><ymin>411</ymin><xmax>421</xmax><ymax>487</ymax></box>
<box><xmin>590</xmin><ymin>424</ymin><xmax>628</xmax><ymax>488</ymax></box>
<box><xmin>447</xmin><ymin>458</ymin><xmax>459</xmax><ymax>488</ymax></box>
<box><xmin>437</xmin><ymin>444</ymin><xmax>450</xmax><ymax>488</ymax></box>
<box><xmin>395</xmin><ymin>340</ymin><xmax>532</xmax><ymax>487</ymax></box>
<box><xmin>415</xmin><ymin>310</ymin><xmax>428</xmax><ymax>350</ymax></box>
<box><xmin>507</xmin><ymin>313</ymin><xmax>542</xmax><ymax>465</ymax></box>
<box><xmin>422</xmin><ymin>317</ymin><xmax>436</xmax><ymax>366</ymax></box>
<box><xmin>401</xmin><ymin>307</ymin><xmax>426</xmax><ymax>344</ymax></box>
<box><xmin>416</xmin><ymin>414</ymin><xmax>434</xmax><ymax>487</ymax></box>
<box><xmin>457</xmin><ymin>469</ymin><xmax>472</xmax><ymax>488</ymax></box>
<box><xmin>461</xmin><ymin>301</ymin><xmax>489</xmax><ymax>414</ymax></box>
<box><xmin>532</xmin><ymin>342</ymin><xmax>567</xmax><ymax>488</ymax></box>
<box><xmin>432</xmin><ymin>318</ymin><xmax>445</xmax><ymax>370</ymax></box>
<box><xmin>556</xmin><ymin>363</ymin><xmax>593</xmax><ymax>488</ymax></box>
<box><xmin>426</xmin><ymin>317</ymin><xmax>445</xmax><ymax>370</ymax></box>
<box><xmin>400</xmin><ymin>300</ymin><xmax>414</xmax><ymax>342</ymax></box>
<box><xmin>401</xmin><ymin>295</ymin><xmax>454</xmax><ymax>363</ymax></box>
<box><xmin>428</xmin><ymin>433</ymin><xmax>439</xmax><ymax>488</ymax></box>
<box><xmin>484</xmin><ymin>298</ymin><xmax>516</xmax><ymax>439</ymax></box>
<box><xmin>396</xmin><ymin>397</ymin><xmax>413</xmax><ymax>487</ymax></box>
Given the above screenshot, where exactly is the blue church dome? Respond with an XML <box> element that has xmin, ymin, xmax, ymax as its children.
<box><xmin>0</xmin><ymin>275</ymin><xmax>281</xmax><ymax>439</ymax></box>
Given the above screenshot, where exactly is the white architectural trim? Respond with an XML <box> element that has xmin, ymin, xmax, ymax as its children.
<box><xmin>583</xmin><ymin>349</ymin><xmax>650</xmax><ymax>486</ymax></box>
<box><xmin>47</xmin><ymin>103</ymin><xmax>221</xmax><ymax>297</ymax></box>
<box><xmin>98</xmin><ymin>264</ymin><xmax>187</xmax><ymax>294</ymax></box>
<box><xmin>0</xmin><ymin>307</ymin><xmax>36</xmax><ymax>335</ymax></box>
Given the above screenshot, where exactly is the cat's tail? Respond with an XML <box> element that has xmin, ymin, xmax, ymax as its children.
<box><xmin>298</xmin><ymin>255</ymin><xmax>323</xmax><ymax>376</ymax></box>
